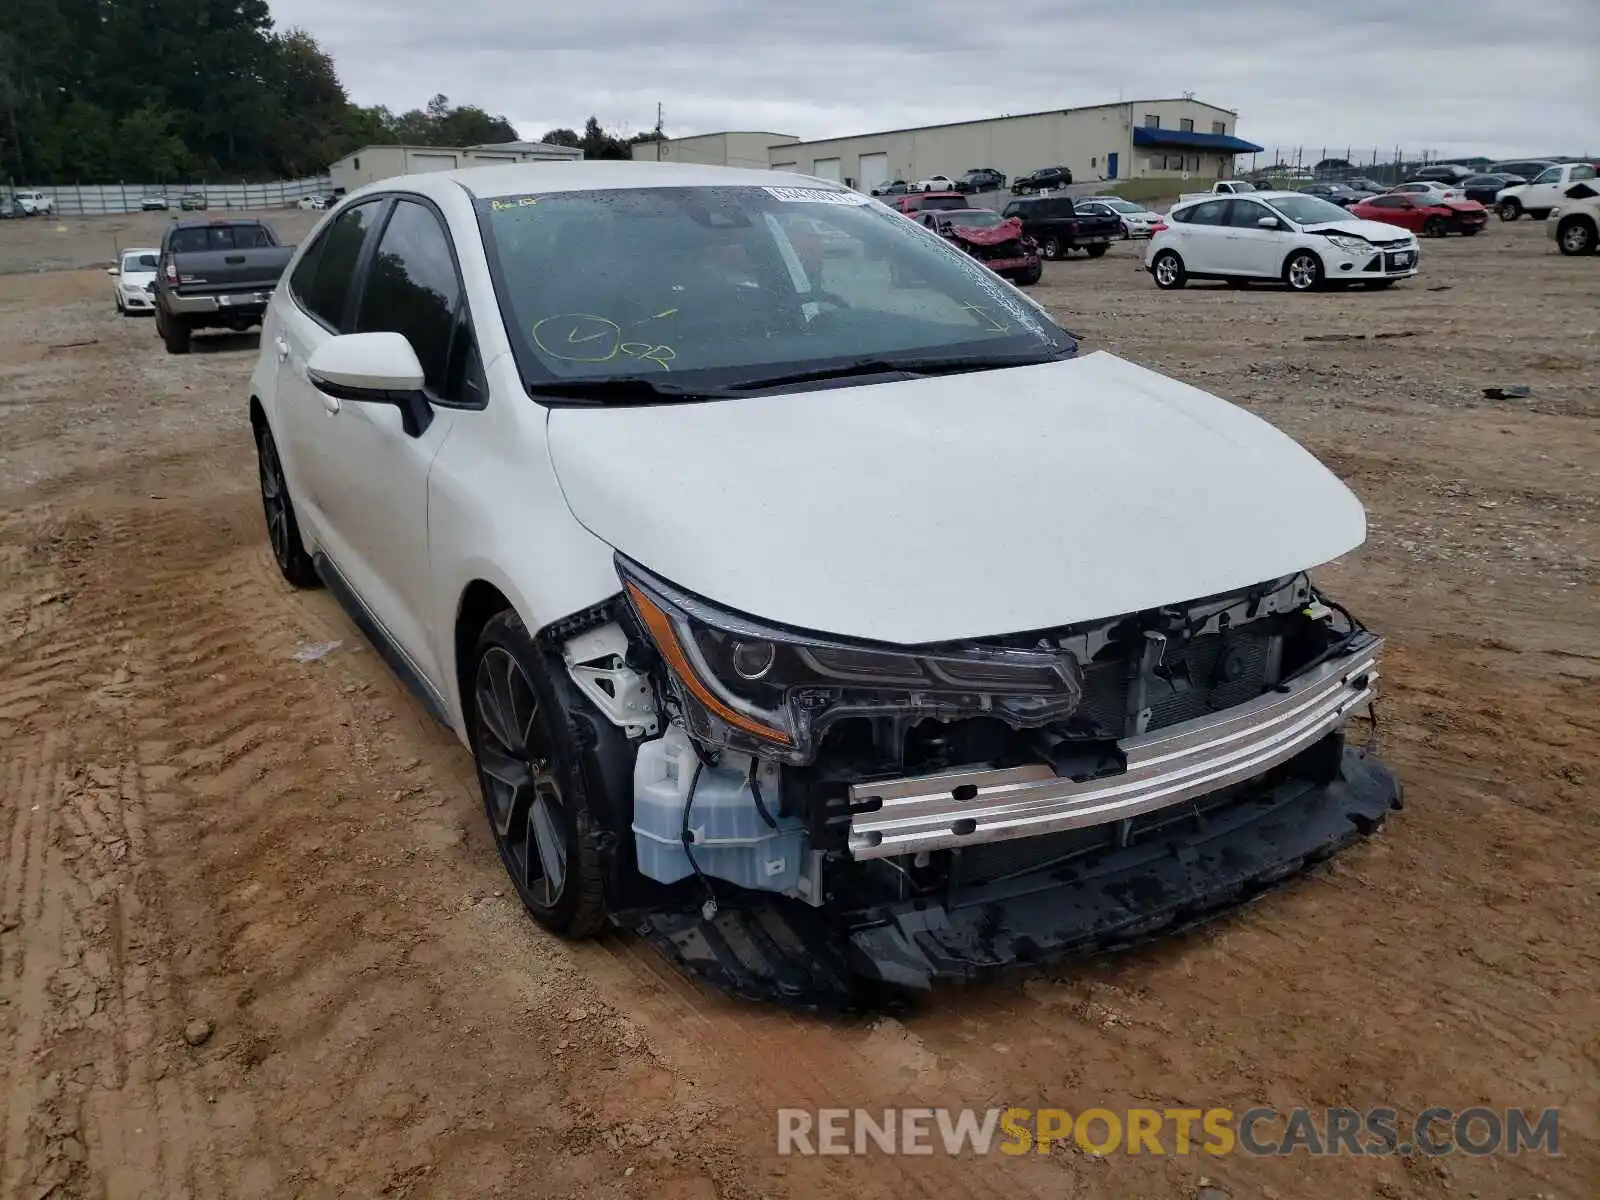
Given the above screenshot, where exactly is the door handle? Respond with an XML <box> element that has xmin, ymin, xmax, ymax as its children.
<box><xmin>320</xmin><ymin>392</ymin><xmax>341</xmax><ymax>415</ymax></box>
<box><xmin>275</xmin><ymin>336</ymin><xmax>289</xmax><ymax>362</ymax></box>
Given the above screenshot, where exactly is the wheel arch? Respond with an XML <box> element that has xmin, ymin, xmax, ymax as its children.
<box><xmin>1281</xmin><ymin>245</ymin><xmax>1326</xmax><ymax>281</ymax></box>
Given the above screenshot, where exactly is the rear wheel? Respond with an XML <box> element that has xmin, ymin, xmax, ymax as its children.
<box><xmin>157</xmin><ymin>309</ymin><xmax>191</xmax><ymax>354</ymax></box>
<box><xmin>1151</xmin><ymin>250</ymin><xmax>1186</xmax><ymax>290</ymax></box>
<box><xmin>254</xmin><ymin>422</ymin><xmax>320</xmax><ymax>588</ymax></box>
<box><xmin>472</xmin><ymin>611</ymin><xmax>608</xmax><ymax>936</ymax></box>
<box><xmin>1557</xmin><ymin>215</ymin><xmax>1596</xmax><ymax>256</ymax></box>
<box><xmin>1498</xmin><ymin>199</ymin><xmax>1522</xmax><ymax>221</ymax></box>
<box><xmin>1085</xmin><ymin>243</ymin><xmax>1109</xmax><ymax>259</ymax></box>
<box><xmin>1422</xmin><ymin>216</ymin><xmax>1448</xmax><ymax>238</ymax></box>
<box><xmin>1283</xmin><ymin>250</ymin><xmax>1324</xmax><ymax>292</ymax></box>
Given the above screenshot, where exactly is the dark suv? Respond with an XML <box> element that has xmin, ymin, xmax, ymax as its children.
<box><xmin>999</xmin><ymin>195</ymin><xmax>1118</xmax><ymax>258</ymax></box>
<box><xmin>1011</xmin><ymin>166</ymin><xmax>1073</xmax><ymax>194</ymax></box>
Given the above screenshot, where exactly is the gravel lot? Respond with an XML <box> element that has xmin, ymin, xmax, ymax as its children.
<box><xmin>1</xmin><ymin>213</ymin><xmax>1595</xmax><ymax>1200</ymax></box>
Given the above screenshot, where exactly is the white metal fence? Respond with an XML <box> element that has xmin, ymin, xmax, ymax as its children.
<box><xmin>3</xmin><ymin>176</ymin><xmax>333</xmax><ymax>217</ymax></box>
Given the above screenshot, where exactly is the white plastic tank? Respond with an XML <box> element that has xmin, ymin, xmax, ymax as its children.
<box><xmin>632</xmin><ymin>726</ymin><xmax>807</xmax><ymax>893</ymax></box>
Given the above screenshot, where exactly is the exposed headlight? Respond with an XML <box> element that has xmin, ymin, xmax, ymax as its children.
<box><xmin>618</xmin><ymin>557</ymin><xmax>1084</xmax><ymax>764</ymax></box>
<box><xmin>1325</xmin><ymin>234</ymin><xmax>1371</xmax><ymax>253</ymax></box>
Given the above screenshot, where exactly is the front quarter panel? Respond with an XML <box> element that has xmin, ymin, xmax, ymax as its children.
<box><xmin>426</xmin><ymin>352</ymin><xmax>624</xmax><ymax>738</ymax></box>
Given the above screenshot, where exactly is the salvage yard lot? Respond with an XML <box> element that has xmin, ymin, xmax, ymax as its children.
<box><xmin>1</xmin><ymin>214</ymin><xmax>1595</xmax><ymax>1199</ymax></box>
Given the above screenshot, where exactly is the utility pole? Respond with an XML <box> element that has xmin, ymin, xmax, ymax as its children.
<box><xmin>655</xmin><ymin>102</ymin><xmax>663</xmax><ymax>139</ymax></box>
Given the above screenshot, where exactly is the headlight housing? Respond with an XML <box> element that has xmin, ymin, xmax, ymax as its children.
<box><xmin>1325</xmin><ymin>234</ymin><xmax>1371</xmax><ymax>253</ymax></box>
<box><xmin>618</xmin><ymin>557</ymin><xmax>1085</xmax><ymax>764</ymax></box>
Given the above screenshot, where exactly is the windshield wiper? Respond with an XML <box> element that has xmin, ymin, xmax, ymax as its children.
<box><xmin>721</xmin><ymin>352</ymin><xmax>1067</xmax><ymax>393</ymax></box>
<box><xmin>526</xmin><ymin>376</ymin><xmax>728</xmax><ymax>404</ymax></box>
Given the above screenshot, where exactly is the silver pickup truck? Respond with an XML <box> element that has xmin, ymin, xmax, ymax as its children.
<box><xmin>153</xmin><ymin>219</ymin><xmax>295</xmax><ymax>354</ymax></box>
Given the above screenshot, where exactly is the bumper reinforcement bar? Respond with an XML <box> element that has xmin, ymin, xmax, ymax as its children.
<box><xmin>848</xmin><ymin>636</ymin><xmax>1382</xmax><ymax>860</ymax></box>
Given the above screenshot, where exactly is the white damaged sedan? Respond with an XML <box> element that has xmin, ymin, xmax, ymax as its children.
<box><xmin>248</xmin><ymin>160</ymin><xmax>1400</xmax><ymax>1005</ymax></box>
<box><xmin>1146</xmin><ymin>190</ymin><xmax>1420</xmax><ymax>291</ymax></box>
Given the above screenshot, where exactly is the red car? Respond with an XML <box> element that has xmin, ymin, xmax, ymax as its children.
<box><xmin>913</xmin><ymin>208</ymin><xmax>1042</xmax><ymax>285</ymax></box>
<box><xmin>1349</xmin><ymin>193</ymin><xmax>1489</xmax><ymax>237</ymax></box>
<box><xmin>888</xmin><ymin>190</ymin><xmax>970</xmax><ymax>215</ymax></box>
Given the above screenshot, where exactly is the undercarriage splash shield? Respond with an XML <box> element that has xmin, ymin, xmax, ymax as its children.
<box><xmin>635</xmin><ymin>747</ymin><xmax>1401</xmax><ymax>1009</ymax></box>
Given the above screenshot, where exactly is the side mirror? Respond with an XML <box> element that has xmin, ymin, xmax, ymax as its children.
<box><xmin>307</xmin><ymin>332</ymin><xmax>434</xmax><ymax>438</ymax></box>
<box><xmin>1258</xmin><ymin>216</ymin><xmax>1282</xmax><ymax>229</ymax></box>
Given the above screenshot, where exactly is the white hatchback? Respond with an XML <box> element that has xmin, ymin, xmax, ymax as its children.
<box><xmin>1144</xmin><ymin>191</ymin><xmax>1420</xmax><ymax>292</ymax></box>
<box><xmin>245</xmin><ymin>160</ymin><xmax>1398</xmax><ymax>1003</ymax></box>
<box><xmin>108</xmin><ymin>247</ymin><xmax>160</xmax><ymax>314</ymax></box>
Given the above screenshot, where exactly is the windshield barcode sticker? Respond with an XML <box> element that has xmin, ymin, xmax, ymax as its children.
<box><xmin>763</xmin><ymin>186</ymin><xmax>869</xmax><ymax>205</ymax></box>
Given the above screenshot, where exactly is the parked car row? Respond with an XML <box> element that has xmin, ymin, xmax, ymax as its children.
<box><xmin>870</xmin><ymin>164</ymin><xmax>1076</xmax><ymax>198</ymax></box>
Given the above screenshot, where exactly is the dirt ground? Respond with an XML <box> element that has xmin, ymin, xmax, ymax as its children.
<box><xmin>1</xmin><ymin>212</ymin><xmax>1596</xmax><ymax>1200</ymax></box>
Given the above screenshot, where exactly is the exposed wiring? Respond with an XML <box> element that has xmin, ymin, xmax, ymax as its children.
<box><xmin>680</xmin><ymin>757</ymin><xmax>719</xmax><ymax>919</ymax></box>
<box><xmin>747</xmin><ymin>761</ymin><xmax>779</xmax><ymax>830</ymax></box>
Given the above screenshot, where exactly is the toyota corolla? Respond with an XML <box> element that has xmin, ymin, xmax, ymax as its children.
<box><xmin>248</xmin><ymin>161</ymin><xmax>1401</xmax><ymax>1006</ymax></box>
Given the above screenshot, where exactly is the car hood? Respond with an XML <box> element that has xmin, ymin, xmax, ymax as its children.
<box><xmin>546</xmin><ymin>351</ymin><xmax>1367</xmax><ymax>644</ymax></box>
<box><xmin>947</xmin><ymin>218</ymin><xmax>1024</xmax><ymax>245</ymax></box>
<box><xmin>1304</xmin><ymin>218</ymin><xmax>1416</xmax><ymax>241</ymax></box>
<box><xmin>121</xmin><ymin>271</ymin><xmax>156</xmax><ymax>288</ymax></box>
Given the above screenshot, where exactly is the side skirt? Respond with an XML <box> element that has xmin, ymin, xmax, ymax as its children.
<box><xmin>312</xmin><ymin>551</ymin><xmax>453</xmax><ymax>729</ymax></box>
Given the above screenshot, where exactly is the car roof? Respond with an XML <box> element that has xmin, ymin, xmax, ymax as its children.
<box><xmin>121</xmin><ymin>247</ymin><xmax>159</xmax><ymax>256</ymax></box>
<box><xmin>357</xmin><ymin>159</ymin><xmax>852</xmax><ymax>204</ymax></box>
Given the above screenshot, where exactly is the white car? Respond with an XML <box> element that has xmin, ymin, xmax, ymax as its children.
<box><xmin>914</xmin><ymin>175</ymin><xmax>956</xmax><ymax>192</ymax></box>
<box><xmin>1145</xmin><ymin>190</ymin><xmax>1420</xmax><ymax>292</ymax></box>
<box><xmin>108</xmin><ymin>247</ymin><xmax>159</xmax><ymax>314</ymax></box>
<box><xmin>296</xmin><ymin>195</ymin><xmax>327</xmax><ymax>210</ymax></box>
<box><xmin>1075</xmin><ymin>196</ymin><xmax>1161</xmax><ymax>238</ymax></box>
<box><xmin>1387</xmin><ymin>181</ymin><xmax>1462</xmax><ymax>202</ymax></box>
<box><xmin>246</xmin><ymin>160</ymin><xmax>1398</xmax><ymax>1003</ymax></box>
<box><xmin>1497</xmin><ymin>163</ymin><xmax>1598</xmax><ymax>221</ymax></box>
<box><xmin>1548</xmin><ymin>189</ymin><xmax>1599</xmax><ymax>256</ymax></box>
<box><xmin>140</xmin><ymin>195</ymin><xmax>170</xmax><ymax>212</ymax></box>
<box><xmin>14</xmin><ymin>190</ymin><xmax>54</xmax><ymax>216</ymax></box>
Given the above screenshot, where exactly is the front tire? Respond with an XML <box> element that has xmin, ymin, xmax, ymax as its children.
<box><xmin>1085</xmin><ymin>243</ymin><xmax>1109</xmax><ymax>259</ymax></box>
<box><xmin>1151</xmin><ymin>250</ymin><xmax>1187</xmax><ymax>289</ymax></box>
<box><xmin>1042</xmin><ymin>235</ymin><xmax>1063</xmax><ymax>260</ymax></box>
<box><xmin>1283</xmin><ymin>250</ymin><xmax>1324</xmax><ymax>292</ymax></box>
<box><xmin>255</xmin><ymin>422</ymin><xmax>320</xmax><ymax>588</ymax></box>
<box><xmin>472</xmin><ymin>611</ymin><xmax>608</xmax><ymax>937</ymax></box>
<box><xmin>1557</xmin><ymin>215</ymin><xmax>1597</xmax><ymax>256</ymax></box>
<box><xmin>1498</xmin><ymin>199</ymin><xmax>1522</xmax><ymax>221</ymax></box>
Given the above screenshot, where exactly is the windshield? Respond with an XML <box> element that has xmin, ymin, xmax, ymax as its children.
<box><xmin>121</xmin><ymin>252</ymin><xmax>157</xmax><ymax>272</ymax></box>
<box><xmin>1264</xmin><ymin>195</ymin><xmax>1352</xmax><ymax>225</ymax></box>
<box><xmin>1100</xmin><ymin>198</ymin><xmax>1141</xmax><ymax>213</ymax></box>
<box><xmin>945</xmin><ymin>210</ymin><xmax>1005</xmax><ymax>227</ymax></box>
<box><xmin>476</xmin><ymin>185</ymin><xmax>1071</xmax><ymax>396</ymax></box>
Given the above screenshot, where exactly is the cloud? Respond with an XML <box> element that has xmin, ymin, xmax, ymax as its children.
<box><xmin>273</xmin><ymin>0</ymin><xmax>1600</xmax><ymax>158</ymax></box>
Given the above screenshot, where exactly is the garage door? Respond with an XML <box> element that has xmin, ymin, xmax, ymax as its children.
<box><xmin>811</xmin><ymin>158</ymin><xmax>841</xmax><ymax>182</ymax></box>
<box><xmin>857</xmin><ymin>153</ymin><xmax>889</xmax><ymax>191</ymax></box>
<box><xmin>407</xmin><ymin>152</ymin><xmax>459</xmax><ymax>173</ymax></box>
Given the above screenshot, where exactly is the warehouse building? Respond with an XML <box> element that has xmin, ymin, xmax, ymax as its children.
<box><xmin>329</xmin><ymin>140</ymin><xmax>581</xmax><ymax>193</ymax></box>
<box><xmin>629</xmin><ymin>131</ymin><xmax>800</xmax><ymax>169</ymax></box>
<box><xmin>632</xmin><ymin>98</ymin><xmax>1260</xmax><ymax>191</ymax></box>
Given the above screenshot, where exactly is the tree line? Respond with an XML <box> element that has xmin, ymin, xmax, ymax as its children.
<box><xmin>0</xmin><ymin>1</ymin><xmax>658</xmax><ymax>184</ymax></box>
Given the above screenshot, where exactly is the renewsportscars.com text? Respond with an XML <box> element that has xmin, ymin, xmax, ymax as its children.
<box><xmin>776</xmin><ymin>1106</ymin><xmax>1561</xmax><ymax>1158</ymax></box>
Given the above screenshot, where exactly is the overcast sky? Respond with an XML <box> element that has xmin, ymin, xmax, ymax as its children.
<box><xmin>274</xmin><ymin>0</ymin><xmax>1598</xmax><ymax>160</ymax></box>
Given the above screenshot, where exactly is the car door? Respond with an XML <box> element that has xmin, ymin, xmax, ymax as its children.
<box><xmin>1521</xmin><ymin>167</ymin><xmax>1566</xmax><ymax>211</ymax></box>
<box><xmin>1220</xmin><ymin>199</ymin><xmax>1287</xmax><ymax>276</ymax></box>
<box><xmin>1364</xmin><ymin>195</ymin><xmax>1420</xmax><ymax>233</ymax></box>
<box><xmin>295</xmin><ymin>196</ymin><xmax>482</xmax><ymax>692</ymax></box>
<box><xmin>1175</xmin><ymin>199</ymin><xmax>1230</xmax><ymax>272</ymax></box>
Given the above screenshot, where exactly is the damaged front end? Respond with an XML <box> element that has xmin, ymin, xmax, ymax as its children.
<box><xmin>581</xmin><ymin>560</ymin><xmax>1400</xmax><ymax>1008</ymax></box>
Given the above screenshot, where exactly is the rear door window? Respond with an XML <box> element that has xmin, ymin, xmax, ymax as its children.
<box><xmin>291</xmin><ymin>201</ymin><xmax>383</xmax><ymax>331</ymax></box>
<box><xmin>1185</xmin><ymin>200</ymin><xmax>1229</xmax><ymax>226</ymax></box>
